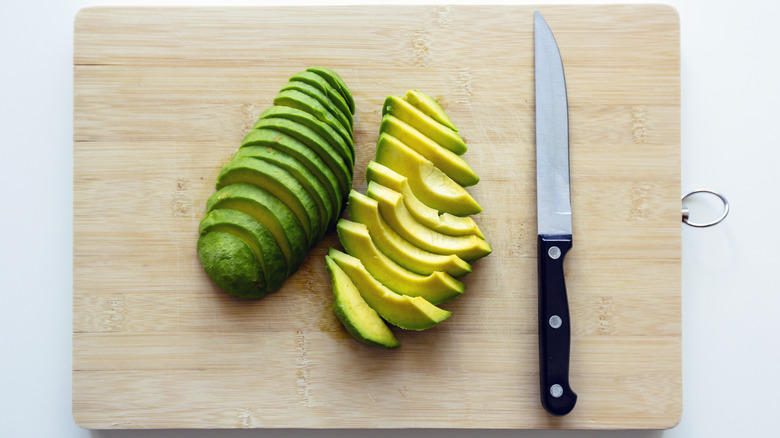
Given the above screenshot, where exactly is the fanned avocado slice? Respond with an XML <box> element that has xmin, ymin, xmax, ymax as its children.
<box><xmin>258</xmin><ymin>106</ymin><xmax>354</xmax><ymax>166</ymax></box>
<box><xmin>197</xmin><ymin>231</ymin><xmax>265</xmax><ymax>299</ymax></box>
<box><xmin>347</xmin><ymin>190</ymin><xmax>472</xmax><ymax>278</ymax></box>
<box><xmin>199</xmin><ymin>209</ymin><xmax>287</xmax><ymax>293</ymax></box>
<box><xmin>274</xmin><ymin>89</ymin><xmax>353</xmax><ymax>153</ymax></box>
<box><xmin>239</xmin><ymin>129</ymin><xmax>343</xmax><ymax>216</ymax></box>
<box><xmin>337</xmin><ymin>219</ymin><xmax>464</xmax><ymax>304</ymax></box>
<box><xmin>217</xmin><ymin>157</ymin><xmax>322</xmax><ymax>247</ymax></box>
<box><xmin>306</xmin><ymin>66</ymin><xmax>355</xmax><ymax>115</ymax></box>
<box><xmin>252</xmin><ymin>117</ymin><xmax>352</xmax><ymax>196</ymax></box>
<box><xmin>403</xmin><ymin>90</ymin><xmax>458</xmax><ymax>132</ymax></box>
<box><xmin>328</xmin><ymin>248</ymin><xmax>451</xmax><ymax>331</ymax></box>
<box><xmin>383</xmin><ymin>95</ymin><xmax>467</xmax><ymax>155</ymax></box>
<box><xmin>289</xmin><ymin>71</ymin><xmax>353</xmax><ymax>130</ymax></box>
<box><xmin>207</xmin><ymin>183</ymin><xmax>308</xmax><ymax>276</ymax></box>
<box><xmin>282</xmin><ymin>79</ymin><xmax>353</xmax><ymax>133</ymax></box>
<box><xmin>325</xmin><ymin>255</ymin><xmax>399</xmax><ymax>349</ymax></box>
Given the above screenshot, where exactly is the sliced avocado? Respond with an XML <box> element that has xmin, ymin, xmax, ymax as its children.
<box><xmin>337</xmin><ymin>219</ymin><xmax>464</xmax><ymax>304</ymax></box>
<box><xmin>281</xmin><ymin>79</ymin><xmax>353</xmax><ymax>133</ymax></box>
<box><xmin>239</xmin><ymin>129</ymin><xmax>343</xmax><ymax>216</ymax></box>
<box><xmin>216</xmin><ymin>157</ymin><xmax>322</xmax><ymax>246</ymax></box>
<box><xmin>258</xmin><ymin>106</ymin><xmax>354</xmax><ymax>166</ymax></box>
<box><xmin>207</xmin><ymin>183</ymin><xmax>308</xmax><ymax>276</ymax></box>
<box><xmin>347</xmin><ymin>190</ymin><xmax>472</xmax><ymax>278</ymax></box>
<box><xmin>403</xmin><ymin>90</ymin><xmax>459</xmax><ymax>132</ymax></box>
<box><xmin>382</xmin><ymin>95</ymin><xmax>466</xmax><ymax>155</ymax></box>
<box><xmin>365</xmin><ymin>161</ymin><xmax>485</xmax><ymax>239</ymax></box>
<box><xmin>229</xmin><ymin>147</ymin><xmax>335</xmax><ymax>231</ymax></box>
<box><xmin>306</xmin><ymin>66</ymin><xmax>355</xmax><ymax>115</ymax></box>
<box><xmin>274</xmin><ymin>89</ymin><xmax>353</xmax><ymax>153</ymax></box>
<box><xmin>325</xmin><ymin>255</ymin><xmax>399</xmax><ymax>348</ymax></box>
<box><xmin>367</xmin><ymin>182</ymin><xmax>491</xmax><ymax>262</ymax></box>
<box><xmin>289</xmin><ymin>72</ymin><xmax>353</xmax><ymax>130</ymax></box>
<box><xmin>251</xmin><ymin>118</ymin><xmax>352</xmax><ymax>195</ymax></box>
<box><xmin>380</xmin><ymin>115</ymin><xmax>479</xmax><ymax>186</ymax></box>
<box><xmin>199</xmin><ymin>209</ymin><xmax>287</xmax><ymax>293</ymax></box>
<box><xmin>376</xmin><ymin>133</ymin><xmax>482</xmax><ymax>216</ymax></box>
<box><xmin>328</xmin><ymin>248</ymin><xmax>451</xmax><ymax>331</ymax></box>
<box><xmin>197</xmin><ymin>231</ymin><xmax>265</xmax><ymax>299</ymax></box>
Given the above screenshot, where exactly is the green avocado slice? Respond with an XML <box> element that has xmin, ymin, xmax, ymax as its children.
<box><xmin>337</xmin><ymin>219</ymin><xmax>464</xmax><ymax>304</ymax></box>
<box><xmin>328</xmin><ymin>248</ymin><xmax>451</xmax><ymax>331</ymax></box>
<box><xmin>207</xmin><ymin>183</ymin><xmax>308</xmax><ymax>276</ymax></box>
<box><xmin>239</xmin><ymin>129</ymin><xmax>343</xmax><ymax>217</ymax></box>
<box><xmin>251</xmin><ymin>118</ymin><xmax>352</xmax><ymax>195</ymax></box>
<box><xmin>375</xmin><ymin>133</ymin><xmax>481</xmax><ymax>216</ymax></box>
<box><xmin>289</xmin><ymin>71</ymin><xmax>353</xmax><ymax>130</ymax></box>
<box><xmin>380</xmin><ymin>115</ymin><xmax>479</xmax><ymax>187</ymax></box>
<box><xmin>199</xmin><ymin>209</ymin><xmax>287</xmax><ymax>293</ymax></box>
<box><xmin>229</xmin><ymin>147</ymin><xmax>335</xmax><ymax>231</ymax></box>
<box><xmin>258</xmin><ymin>105</ymin><xmax>354</xmax><ymax>166</ymax></box>
<box><xmin>281</xmin><ymin>79</ymin><xmax>353</xmax><ymax>133</ymax></box>
<box><xmin>274</xmin><ymin>89</ymin><xmax>353</xmax><ymax>153</ymax></box>
<box><xmin>217</xmin><ymin>157</ymin><xmax>322</xmax><ymax>247</ymax></box>
<box><xmin>403</xmin><ymin>90</ymin><xmax>458</xmax><ymax>132</ymax></box>
<box><xmin>367</xmin><ymin>182</ymin><xmax>491</xmax><ymax>262</ymax></box>
<box><xmin>365</xmin><ymin>161</ymin><xmax>485</xmax><ymax>239</ymax></box>
<box><xmin>347</xmin><ymin>190</ymin><xmax>472</xmax><ymax>278</ymax></box>
<box><xmin>325</xmin><ymin>255</ymin><xmax>399</xmax><ymax>348</ymax></box>
<box><xmin>197</xmin><ymin>231</ymin><xmax>265</xmax><ymax>299</ymax></box>
<box><xmin>382</xmin><ymin>95</ymin><xmax>467</xmax><ymax>155</ymax></box>
<box><xmin>306</xmin><ymin>66</ymin><xmax>355</xmax><ymax>115</ymax></box>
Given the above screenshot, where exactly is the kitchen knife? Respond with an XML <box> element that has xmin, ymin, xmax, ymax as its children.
<box><xmin>534</xmin><ymin>10</ymin><xmax>577</xmax><ymax>416</ymax></box>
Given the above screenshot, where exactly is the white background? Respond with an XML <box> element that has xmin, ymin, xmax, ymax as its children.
<box><xmin>2</xmin><ymin>0</ymin><xmax>778</xmax><ymax>437</ymax></box>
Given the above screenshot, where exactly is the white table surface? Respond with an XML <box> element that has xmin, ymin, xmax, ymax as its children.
<box><xmin>2</xmin><ymin>0</ymin><xmax>778</xmax><ymax>436</ymax></box>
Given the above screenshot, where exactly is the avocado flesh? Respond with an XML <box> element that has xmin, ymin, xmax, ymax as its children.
<box><xmin>207</xmin><ymin>183</ymin><xmax>308</xmax><ymax>276</ymax></box>
<box><xmin>328</xmin><ymin>248</ymin><xmax>451</xmax><ymax>331</ymax></box>
<box><xmin>251</xmin><ymin>118</ymin><xmax>352</xmax><ymax>195</ymax></box>
<box><xmin>239</xmin><ymin>130</ymin><xmax>343</xmax><ymax>215</ymax></box>
<box><xmin>289</xmin><ymin>72</ymin><xmax>353</xmax><ymax>130</ymax></box>
<box><xmin>281</xmin><ymin>79</ymin><xmax>353</xmax><ymax>133</ymax></box>
<box><xmin>367</xmin><ymin>182</ymin><xmax>491</xmax><ymax>262</ymax></box>
<box><xmin>258</xmin><ymin>105</ymin><xmax>354</xmax><ymax>166</ymax></box>
<box><xmin>337</xmin><ymin>219</ymin><xmax>464</xmax><ymax>304</ymax></box>
<box><xmin>380</xmin><ymin>115</ymin><xmax>479</xmax><ymax>187</ymax></box>
<box><xmin>376</xmin><ymin>133</ymin><xmax>482</xmax><ymax>216</ymax></box>
<box><xmin>197</xmin><ymin>231</ymin><xmax>266</xmax><ymax>299</ymax></box>
<box><xmin>403</xmin><ymin>89</ymin><xmax>458</xmax><ymax>132</ymax></box>
<box><xmin>325</xmin><ymin>255</ymin><xmax>399</xmax><ymax>348</ymax></box>
<box><xmin>275</xmin><ymin>89</ymin><xmax>353</xmax><ymax>153</ymax></box>
<box><xmin>217</xmin><ymin>157</ymin><xmax>321</xmax><ymax>247</ymax></box>
<box><xmin>382</xmin><ymin>95</ymin><xmax>466</xmax><ymax>155</ymax></box>
<box><xmin>306</xmin><ymin>66</ymin><xmax>355</xmax><ymax>114</ymax></box>
<box><xmin>347</xmin><ymin>190</ymin><xmax>472</xmax><ymax>278</ymax></box>
<box><xmin>365</xmin><ymin>161</ymin><xmax>485</xmax><ymax>239</ymax></box>
<box><xmin>199</xmin><ymin>209</ymin><xmax>287</xmax><ymax>293</ymax></box>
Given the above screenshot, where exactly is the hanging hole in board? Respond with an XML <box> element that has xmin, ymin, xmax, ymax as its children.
<box><xmin>682</xmin><ymin>189</ymin><xmax>729</xmax><ymax>228</ymax></box>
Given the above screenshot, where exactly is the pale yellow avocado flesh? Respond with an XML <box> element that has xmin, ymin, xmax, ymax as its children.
<box><xmin>382</xmin><ymin>95</ymin><xmax>467</xmax><ymax>155</ymax></box>
<box><xmin>337</xmin><ymin>219</ymin><xmax>464</xmax><ymax>305</ymax></box>
<box><xmin>380</xmin><ymin>115</ymin><xmax>478</xmax><ymax>187</ymax></box>
<box><xmin>403</xmin><ymin>89</ymin><xmax>459</xmax><ymax>132</ymax></box>
<box><xmin>367</xmin><ymin>182</ymin><xmax>491</xmax><ymax>262</ymax></box>
<box><xmin>365</xmin><ymin>161</ymin><xmax>485</xmax><ymax>239</ymax></box>
<box><xmin>347</xmin><ymin>190</ymin><xmax>472</xmax><ymax>278</ymax></box>
<box><xmin>325</xmin><ymin>255</ymin><xmax>399</xmax><ymax>348</ymax></box>
<box><xmin>328</xmin><ymin>249</ymin><xmax>451</xmax><ymax>331</ymax></box>
<box><xmin>375</xmin><ymin>134</ymin><xmax>482</xmax><ymax>216</ymax></box>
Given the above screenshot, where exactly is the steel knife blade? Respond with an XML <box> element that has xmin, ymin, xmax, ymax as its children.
<box><xmin>534</xmin><ymin>10</ymin><xmax>577</xmax><ymax>416</ymax></box>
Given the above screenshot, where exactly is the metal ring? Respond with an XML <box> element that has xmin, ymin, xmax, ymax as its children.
<box><xmin>682</xmin><ymin>189</ymin><xmax>729</xmax><ymax>228</ymax></box>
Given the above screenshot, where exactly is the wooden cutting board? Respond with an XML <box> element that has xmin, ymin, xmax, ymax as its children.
<box><xmin>73</xmin><ymin>5</ymin><xmax>681</xmax><ymax>429</ymax></box>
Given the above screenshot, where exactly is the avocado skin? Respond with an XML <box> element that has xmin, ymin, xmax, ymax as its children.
<box><xmin>197</xmin><ymin>231</ymin><xmax>266</xmax><ymax>299</ymax></box>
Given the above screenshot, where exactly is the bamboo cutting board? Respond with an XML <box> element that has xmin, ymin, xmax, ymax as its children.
<box><xmin>73</xmin><ymin>5</ymin><xmax>681</xmax><ymax>429</ymax></box>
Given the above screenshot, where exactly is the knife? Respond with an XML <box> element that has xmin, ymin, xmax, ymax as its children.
<box><xmin>534</xmin><ymin>10</ymin><xmax>577</xmax><ymax>416</ymax></box>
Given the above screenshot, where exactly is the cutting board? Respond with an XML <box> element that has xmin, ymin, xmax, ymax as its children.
<box><xmin>73</xmin><ymin>5</ymin><xmax>681</xmax><ymax>429</ymax></box>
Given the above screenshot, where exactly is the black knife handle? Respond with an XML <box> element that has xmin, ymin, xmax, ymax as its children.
<box><xmin>538</xmin><ymin>234</ymin><xmax>577</xmax><ymax>416</ymax></box>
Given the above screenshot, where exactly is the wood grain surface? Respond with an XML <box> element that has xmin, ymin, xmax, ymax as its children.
<box><xmin>73</xmin><ymin>5</ymin><xmax>681</xmax><ymax>429</ymax></box>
